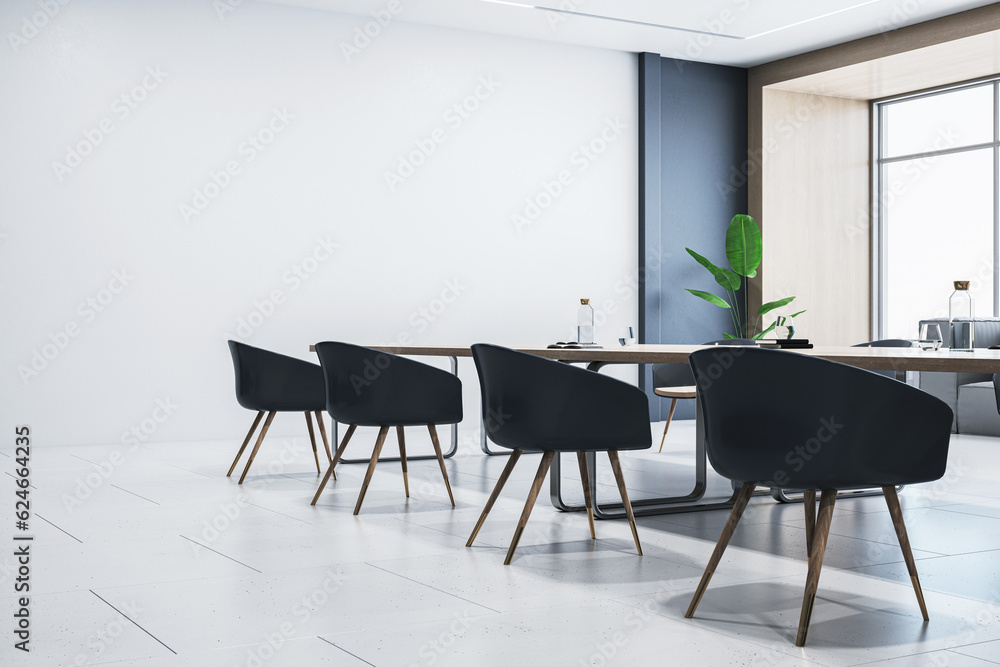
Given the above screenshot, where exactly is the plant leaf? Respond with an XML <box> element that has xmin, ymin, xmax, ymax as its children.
<box><xmin>725</xmin><ymin>214</ymin><xmax>762</xmax><ymax>278</ymax></box>
<box><xmin>685</xmin><ymin>289</ymin><xmax>731</xmax><ymax>309</ymax></box>
<box><xmin>715</xmin><ymin>267</ymin><xmax>741</xmax><ymax>291</ymax></box>
<box><xmin>685</xmin><ymin>248</ymin><xmax>723</xmax><ymax>278</ymax></box>
<box><xmin>756</xmin><ymin>296</ymin><xmax>796</xmax><ymax>317</ymax></box>
<box><xmin>790</xmin><ymin>310</ymin><xmax>806</xmax><ymax>318</ymax></box>
<box><xmin>722</xmin><ymin>333</ymin><xmax>737</xmax><ymax>339</ymax></box>
<box><xmin>753</xmin><ymin>322</ymin><xmax>777</xmax><ymax>339</ymax></box>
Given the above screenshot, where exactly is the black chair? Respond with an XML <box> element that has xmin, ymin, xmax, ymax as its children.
<box><xmin>467</xmin><ymin>344</ymin><xmax>652</xmax><ymax>564</ymax></box>
<box><xmin>310</xmin><ymin>342</ymin><xmax>460</xmax><ymax>514</ymax></box>
<box><xmin>770</xmin><ymin>338</ymin><xmax>917</xmax><ymax>504</ymax></box>
<box><xmin>684</xmin><ymin>347</ymin><xmax>952</xmax><ymax>646</ymax></box>
<box><xmin>653</xmin><ymin>339</ymin><xmax>757</xmax><ymax>452</ymax></box>
<box><xmin>227</xmin><ymin>341</ymin><xmax>332</xmax><ymax>484</ymax></box>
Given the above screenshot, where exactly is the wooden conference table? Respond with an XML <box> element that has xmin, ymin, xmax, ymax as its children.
<box><xmin>314</xmin><ymin>343</ymin><xmax>1000</xmax><ymax>517</ymax></box>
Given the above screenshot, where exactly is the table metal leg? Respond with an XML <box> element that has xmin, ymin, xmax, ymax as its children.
<box><xmin>551</xmin><ymin>390</ymin><xmax>741</xmax><ymax>517</ymax></box>
<box><xmin>337</xmin><ymin>356</ymin><xmax>460</xmax><ymax>464</ymax></box>
<box><xmin>480</xmin><ymin>415</ymin><xmax>510</xmax><ymax>455</ymax></box>
<box><xmin>771</xmin><ymin>486</ymin><xmax>904</xmax><ymax>503</ymax></box>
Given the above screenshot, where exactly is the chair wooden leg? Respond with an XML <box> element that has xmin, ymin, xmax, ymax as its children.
<box><xmin>658</xmin><ymin>399</ymin><xmax>678</xmax><ymax>453</ymax></box>
<box><xmin>467</xmin><ymin>450</ymin><xmax>521</xmax><ymax>547</ymax></box>
<box><xmin>796</xmin><ymin>489</ymin><xmax>838</xmax><ymax>647</ymax></box>
<box><xmin>397</xmin><ymin>426</ymin><xmax>409</xmax><ymax>497</ymax></box>
<box><xmin>685</xmin><ymin>482</ymin><xmax>756</xmax><ymax>618</ymax></box>
<box><xmin>314</xmin><ymin>411</ymin><xmax>334</xmax><ymax>471</ymax></box>
<box><xmin>883</xmin><ymin>485</ymin><xmax>929</xmax><ymax>621</ymax></box>
<box><xmin>576</xmin><ymin>452</ymin><xmax>596</xmax><ymax>539</ymax></box>
<box><xmin>354</xmin><ymin>426</ymin><xmax>390</xmax><ymax>515</ymax></box>
<box><xmin>228</xmin><ymin>411</ymin><xmax>263</xmax><ymax>476</ymax></box>
<box><xmin>305</xmin><ymin>412</ymin><xmax>321</xmax><ymax>474</ymax></box>
<box><xmin>311</xmin><ymin>424</ymin><xmax>356</xmax><ymax>505</ymax></box>
<box><xmin>238</xmin><ymin>411</ymin><xmax>276</xmax><ymax>484</ymax></box>
<box><xmin>505</xmin><ymin>451</ymin><xmax>555</xmax><ymax>565</ymax></box>
<box><xmin>607</xmin><ymin>450</ymin><xmax>642</xmax><ymax>555</ymax></box>
<box><xmin>428</xmin><ymin>424</ymin><xmax>455</xmax><ymax>506</ymax></box>
<box><xmin>803</xmin><ymin>489</ymin><xmax>816</xmax><ymax>557</ymax></box>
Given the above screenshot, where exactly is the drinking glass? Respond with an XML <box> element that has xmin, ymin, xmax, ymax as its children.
<box><xmin>919</xmin><ymin>323</ymin><xmax>943</xmax><ymax>350</ymax></box>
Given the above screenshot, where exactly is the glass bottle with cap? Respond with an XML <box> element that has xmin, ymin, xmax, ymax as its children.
<box><xmin>577</xmin><ymin>299</ymin><xmax>594</xmax><ymax>344</ymax></box>
<box><xmin>949</xmin><ymin>280</ymin><xmax>975</xmax><ymax>351</ymax></box>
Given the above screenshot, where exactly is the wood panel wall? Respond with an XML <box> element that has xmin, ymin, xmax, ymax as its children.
<box><xmin>759</xmin><ymin>90</ymin><xmax>870</xmax><ymax>345</ymax></box>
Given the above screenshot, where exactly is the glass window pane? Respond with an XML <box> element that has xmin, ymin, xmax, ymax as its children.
<box><xmin>883</xmin><ymin>84</ymin><xmax>994</xmax><ymax>159</ymax></box>
<box><xmin>884</xmin><ymin>148</ymin><xmax>994</xmax><ymax>339</ymax></box>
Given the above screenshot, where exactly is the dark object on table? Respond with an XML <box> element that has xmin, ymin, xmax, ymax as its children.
<box><xmin>773</xmin><ymin>338</ymin><xmax>812</xmax><ymax>349</ymax></box>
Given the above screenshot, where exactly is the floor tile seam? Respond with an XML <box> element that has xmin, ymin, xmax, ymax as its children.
<box><xmin>242</xmin><ymin>501</ymin><xmax>313</xmax><ymax>524</ymax></box>
<box><xmin>109</xmin><ymin>484</ymin><xmax>161</xmax><ymax>505</ymax></box>
<box><xmin>5</xmin><ymin>471</ymin><xmax>39</xmax><ymax>490</ymax></box>
<box><xmin>34</xmin><ymin>514</ymin><xmax>84</xmax><ymax>543</ymax></box>
<box><xmin>949</xmin><ymin>643</ymin><xmax>1000</xmax><ymax>664</ymax></box>
<box><xmin>160</xmin><ymin>461</ymin><xmax>215</xmax><ymax>478</ymax></box>
<box><xmin>89</xmin><ymin>589</ymin><xmax>177</xmax><ymax>655</ymax></box>
<box><xmin>316</xmin><ymin>636</ymin><xmax>378</xmax><ymax>666</ymax></box>
<box><xmin>386</xmin><ymin>517</ymin><xmax>491</xmax><ymax>545</ymax></box>
<box><xmin>363</xmin><ymin>562</ymin><xmax>502</xmax><ymax>616</ymax></box>
<box><xmin>176</xmin><ymin>535</ymin><xmax>262</xmax><ymax>573</ymax></box>
<box><xmin>935</xmin><ymin>506</ymin><xmax>1000</xmax><ymax>520</ymax></box>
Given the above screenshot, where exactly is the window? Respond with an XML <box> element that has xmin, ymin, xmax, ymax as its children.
<box><xmin>874</xmin><ymin>79</ymin><xmax>999</xmax><ymax>339</ymax></box>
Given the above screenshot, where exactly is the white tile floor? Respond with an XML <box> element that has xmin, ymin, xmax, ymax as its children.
<box><xmin>3</xmin><ymin>421</ymin><xmax>1000</xmax><ymax>666</ymax></box>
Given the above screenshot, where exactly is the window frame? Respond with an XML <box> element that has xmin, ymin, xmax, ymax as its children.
<box><xmin>873</xmin><ymin>75</ymin><xmax>1000</xmax><ymax>338</ymax></box>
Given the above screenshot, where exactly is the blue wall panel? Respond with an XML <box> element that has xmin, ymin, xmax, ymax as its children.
<box><xmin>639</xmin><ymin>54</ymin><xmax>748</xmax><ymax>420</ymax></box>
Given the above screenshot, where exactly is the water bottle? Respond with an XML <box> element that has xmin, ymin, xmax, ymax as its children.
<box><xmin>577</xmin><ymin>299</ymin><xmax>594</xmax><ymax>344</ymax></box>
<box><xmin>949</xmin><ymin>280</ymin><xmax>974</xmax><ymax>351</ymax></box>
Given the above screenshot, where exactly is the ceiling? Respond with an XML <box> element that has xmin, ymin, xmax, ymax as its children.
<box><xmin>262</xmin><ymin>0</ymin><xmax>998</xmax><ymax>67</ymax></box>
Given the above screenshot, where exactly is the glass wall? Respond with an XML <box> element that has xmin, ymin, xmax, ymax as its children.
<box><xmin>876</xmin><ymin>80</ymin><xmax>999</xmax><ymax>339</ymax></box>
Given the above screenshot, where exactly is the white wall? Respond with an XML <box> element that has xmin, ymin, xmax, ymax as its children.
<box><xmin>0</xmin><ymin>0</ymin><xmax>638</xmax><ymax>448</ymax></box>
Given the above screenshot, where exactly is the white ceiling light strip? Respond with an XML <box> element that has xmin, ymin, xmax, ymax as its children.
<box><xmin>745</xmin><ymin>0</ymin><xmax>883</xmax><ymax>39</ymax></box>
<box><xmin>480</xmin><ymin>0</ymin><xmax>884</xmax><ymax>41</ymax></box>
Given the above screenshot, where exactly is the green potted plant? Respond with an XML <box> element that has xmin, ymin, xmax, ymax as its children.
<box><xmin>685</xmin><ymin>214</ymin><xmax>804</xmax><ymax>340</ymax></box>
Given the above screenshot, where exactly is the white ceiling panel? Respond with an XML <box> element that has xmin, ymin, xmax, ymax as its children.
<box><xmin>262</xmin><ymin>0</ymin><xmax>1000</xmax><ymax>67</ymax></box>
<box><xmin>523</xmin><ymin>0</ymin><xmax>883</xmax><ymax>40</ymax></box>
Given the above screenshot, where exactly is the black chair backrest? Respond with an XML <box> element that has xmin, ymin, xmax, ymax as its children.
<box><xmin>313</xmin><ymin>341</ymin><xmax>462</xmax><ymax>427</ymax></box>
<box><xmin>228</xmin><ymin>340</ymin><xmax>325</xmax><ymax>412</ymax></box>
<box><xmin>688</xmin><ymin>347</ymin><xmax>952</xmax><ymax>489</ymax></box>
<box><xmin>471</xmin><ymin>344</ymin><xmax>651</xmax><ymax>452</ymax></box>
<box><xmin>853</xmin><ymin>339</ymin><xmax>915</xmax><ymax>348</ymax></box>
<box><xmin>653</xmin><ymin>339</ymin><xmax>758</xmax><ymax>387</ymax></box>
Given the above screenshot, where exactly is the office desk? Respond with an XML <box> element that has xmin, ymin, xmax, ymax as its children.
<box><xmin>314</xmin><ymin>343</ymin><xmax>1000</xmax><ymax>516</ymax></box>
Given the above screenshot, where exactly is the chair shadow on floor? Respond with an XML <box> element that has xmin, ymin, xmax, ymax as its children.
<box><xmin>658</xmin><ymin>579</ymin><xmax>941</xmax><ymax>649</ymax></box>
